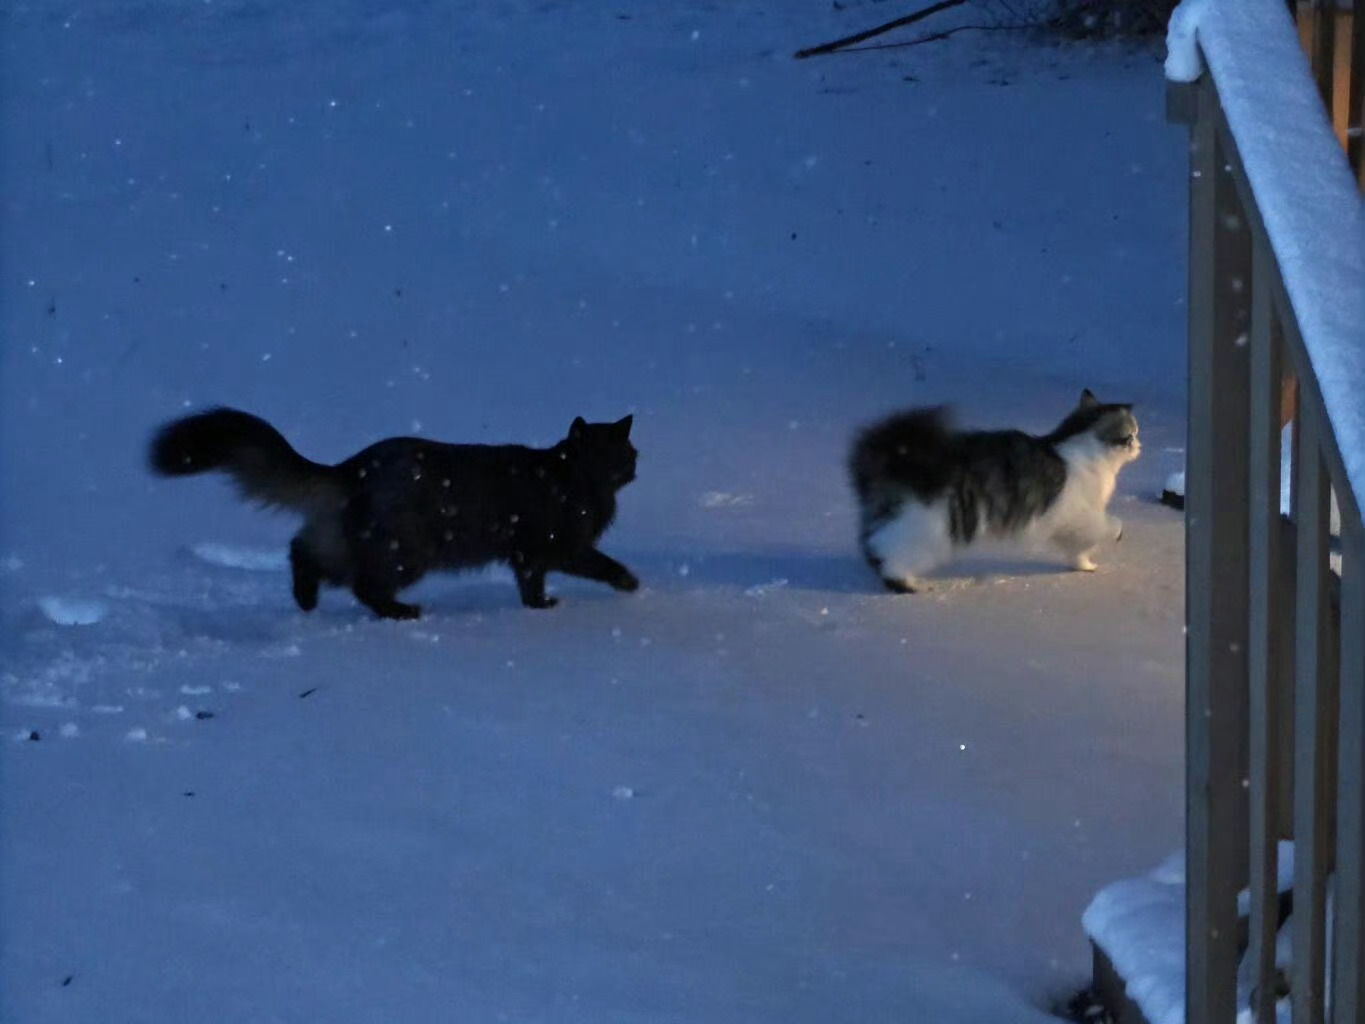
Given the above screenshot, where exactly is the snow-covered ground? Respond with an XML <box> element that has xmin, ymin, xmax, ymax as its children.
<box><xmin>1</xmin><ymin>3</ymin><xmax>1189</xmax><ymax>1020</ymax></box>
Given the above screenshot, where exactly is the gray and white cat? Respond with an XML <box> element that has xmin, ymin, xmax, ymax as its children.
<box><xmin>848</xmin><ymin>390</ymin><xmax>1141</xmax><ymax>592</ymax></box>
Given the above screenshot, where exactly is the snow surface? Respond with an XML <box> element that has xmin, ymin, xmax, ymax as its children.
<box><xmin>1165</xmin><ymin>0</ymin><xmax>1365</xmax><ymax>513</ymax></box>
<box><xmin>190</xmin><ymin>542</ymin><xmax>292</xmax><ymax>573</ymax></box>
<box><xmin>36</xmin><ymin>596</ymin><xmax>108</xmax><ymax>627</ymax></box>
<box><xmin>1</xmin><ymin>2</ymin><xmax>1189</xmax><ymax>1021</ymax></box>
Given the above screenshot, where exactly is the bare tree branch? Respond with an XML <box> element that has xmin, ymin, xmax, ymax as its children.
<box><xmin>793</xmin><ymin>0</ymin><xmax>969</xmax><ymax>59</ymax></box>
<box><xmin>817</xmin><ymin>22</ymin><xmax>1021</xmax><ymax>54</ymax></box>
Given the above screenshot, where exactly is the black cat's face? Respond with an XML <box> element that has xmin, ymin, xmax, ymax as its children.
<box><xmin>568</xmin><ymin>414</ymin><xmax>638</xmax><ymax>489</ymax></box>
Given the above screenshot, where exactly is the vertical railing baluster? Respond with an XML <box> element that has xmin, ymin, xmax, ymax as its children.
<box><xmin>1293</xmin><ymin>411</ymin><xmax>1334</xmax><ymax>1024</ymax></box>
<box><xmin>1186</xmin><ymin>80</ymin><xmax>1252</xmax><ymax>1024</ymax></box>
<box><xmin>1350</xmin><ymin>2</ymin><xmax>1365</xmax><ymax>179</ymax></box>
<box><xmin>1335</xmin><ymin>512</ymin><xmax>1365</xmax><ymax>1024</ymax></box>
<box><xmin>1248</xmin><ymin>245</ymin><xmax>1285</xmax><ymax>1024</ymax></box>
<box><xmin>1307</xmin><ymin>0</ymin><xmax>1337</xmax><ymax>108</ymax></box>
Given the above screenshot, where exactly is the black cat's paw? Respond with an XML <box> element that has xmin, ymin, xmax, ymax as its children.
<box><xmin>378</xmin><ymin>601</ymin><xmax>422</xmax><ymax>620</ymax></box>
<box><xmin>525</xmin><ymin>595</ymin><xmax>560</xmax><ymax>610</ymax></box>
<box><xmin>613</xmin><ymin>570</ymin><xmax>640</xmax><ymax>592</ymax></box>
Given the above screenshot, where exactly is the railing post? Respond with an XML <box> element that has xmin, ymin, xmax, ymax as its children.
<box><xmin>1292</xmin><ymin>412</ymin><xmax>1336</xmax><ymax>1024</ymax></box>
<box><xmin>1247</xmin><ymin>245</ymin><xmax>1285</xmax><ymax>1024</ymax></box>
<box><xmin>1184</xmin><ymin>75</ymin><xmax>1252</xmax><ymax>1024</ymax></box>
<box><xmin>1335</xmin><ymin>513</ymin><xmax>1365</xmax><ymax>1024</ymax></box>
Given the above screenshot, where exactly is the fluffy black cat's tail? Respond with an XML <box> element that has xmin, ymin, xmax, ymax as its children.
<box><xmin>149</xmin><ymin>407</ymin><xmax>342</xmax><ymax>514</ymax></box>
<box><xmin>848</xmin><ymin>406</ymin><xmax>955</xmax><ymax>499</ymax></box>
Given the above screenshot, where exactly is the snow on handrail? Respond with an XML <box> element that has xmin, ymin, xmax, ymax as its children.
<box><xmin>1167</xmin><ymin>0</ymin><xmax>1365</xmax><ymax>515</ymax></box>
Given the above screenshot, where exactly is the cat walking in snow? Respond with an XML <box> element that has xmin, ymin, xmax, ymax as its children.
<box><xmin>149</xmin><ymin>408</ymin><xmax>640</xmax><ymax>620</ymax></box>
<box><xmin>848</xmin><ymin>390</ymin><xmax>1141</xmax><ymax>593</ymax></box>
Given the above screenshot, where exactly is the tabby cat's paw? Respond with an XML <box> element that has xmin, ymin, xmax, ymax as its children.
<box><xmin>1110</xmin><ymin>516</ymin><xmax>1124</xmax><ymax>543</ymax></box>
<box><xmin>1073</xmin><ymin>555</ymin><xmax>1098</xmax><ymax>573</ymax></box>
<box><xmin>881</xmin><ymin>575</ymin><xmax>919</xmax><ymax>594</ymax></box>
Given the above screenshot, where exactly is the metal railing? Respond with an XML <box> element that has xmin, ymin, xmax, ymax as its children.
<box><xmin>1169</xmin><ymin>2</ymin><xmax>1365</xmax><ymax>1023</ymax></box>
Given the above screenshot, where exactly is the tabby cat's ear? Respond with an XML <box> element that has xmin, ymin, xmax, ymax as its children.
<box><xmin>570</xmin><ymin>416</ymin><xmax>587</xmax><ymax>441</ymax></box>
<box><xmin>1079</xmin><ymin>389</ymin><xmax>1099</xmax><ymax>409</ymax></box>
<box><xmin>614</xmin><ymin>414</ymin><xmax>633</xmax><ymax>437</ymax></box>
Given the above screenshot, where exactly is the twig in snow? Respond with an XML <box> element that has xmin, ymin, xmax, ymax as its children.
<box><xmin>824</xmin><ymin>22</ymin><xmax>1015</xmax><ymax>53</ymax></box>
<box><xmin>794</xmin><ymin>0</ymin><xmax>968</xmax><ymax>58</ymax></box>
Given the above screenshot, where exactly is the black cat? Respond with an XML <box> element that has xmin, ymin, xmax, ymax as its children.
<box><xmin>149</xmin><ymin>408</ymin><xmax>639</xmax><ymax>619</ymax></box>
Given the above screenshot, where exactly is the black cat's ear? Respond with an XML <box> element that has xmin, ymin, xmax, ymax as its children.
<box><xmin>1079</xmin><ymin>389</ymin><xmax>1099</xmax><ymax>409</ymax></box>
<box><xmin>569</xmin><ymin>416</ymin><xmax>587</xmax><ymax>441</ymax></box>
<box><xmin>614</xmin><ymin>414</ymin><xmax>633</xmax><ymax>437</ymax></box>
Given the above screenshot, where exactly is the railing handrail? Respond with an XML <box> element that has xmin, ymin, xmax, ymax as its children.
<box><xmin>1169</xmin><ymin>0</ymin><xmax>1365</xmax><ymax>525</ymax></box>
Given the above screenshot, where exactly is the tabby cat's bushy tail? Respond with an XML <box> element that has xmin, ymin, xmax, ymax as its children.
<box><xmin>848</xmin><ymin>406</ymin><xmax>954</xmax><ymax>498</ymax></box>
<box><xmin>149</xmin><ymin>407</ymin><xmax>342</xmax><ymax>514</ymax></box>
